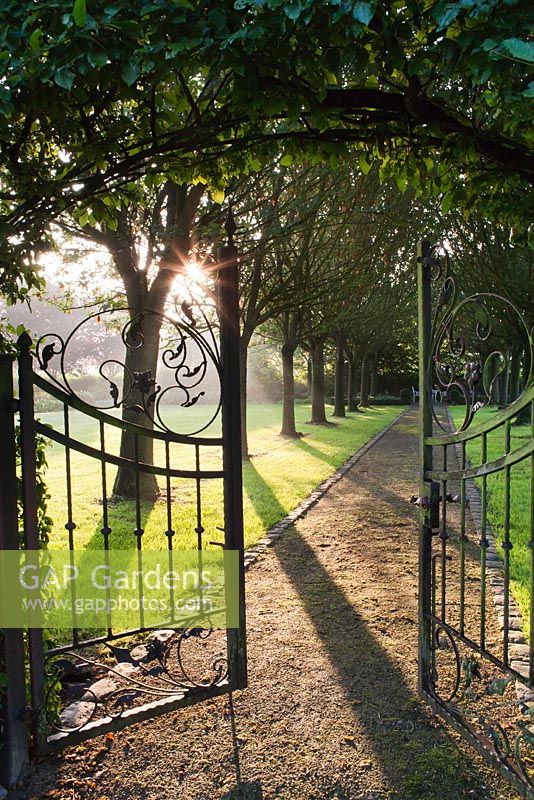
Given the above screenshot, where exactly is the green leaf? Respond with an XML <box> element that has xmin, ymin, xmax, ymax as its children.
<box><xmin>352</xmin><ymin>2</ymin><xmax>375</xmax><ymax>26</ymax></box>
<box><xmin>284</xmin><ymin>2</ymin><xmax>302</xmax><ymax>21</ymax></box>
<box><xmin>87</xmin><ymin>51</ymin><xmax>108</xmax><ymax>68</ymax></box>
<box><xmin>441</xmin><ymin>191</ymin><xmax>453</xmax><ymax>216</ymax></box>
<box><xmin>211</xmin><ymin>189</ymin><xmax>225</xmax><ymax>204</ymax></box>
<box><xmin>497</xmin><ymin>38</ymin><xmax>534</xmax><ymax>64</ymax></box>
<box><xmin>359</xmin><ymin>153</ymin><xmax>371</xmax><ymax>175</ymax></box>
<box><xmin>54</xmin><ymin>67</ymin><xmax>75</xmax><ymax>90</ymax></box>
<box><xmin>121</xmin><ymin>61</ymin><xmax>140</xmax><ymax>86</ymax></box>
<box><xmin>29</xmin><ymin>28</ymin><xmax>42</xmax><ymax>52</ymax></box>
<box><xmin>280</xmin><ymin>154</ymin><xmax>292</xmax><ymax>166</ymax></box>
<box><xmin>73</xmin><ymin>0</ymin><xmax>87</xmax><ymax>27</ymax></box>
<box><xmin>523</xmin><ymin>82</ymin><xmax>534</xmax><ymax>98</ymax></box>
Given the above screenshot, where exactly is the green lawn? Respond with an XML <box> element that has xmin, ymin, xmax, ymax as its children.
<box><xmin>40</xmin><ymin>402</ymin><xmax>404</xmax><ymax>553</ymax></box>
<box><xmin>450</xmin><ymin>406</ymin><xmax>532</xmax><ymax>632</ymax></box>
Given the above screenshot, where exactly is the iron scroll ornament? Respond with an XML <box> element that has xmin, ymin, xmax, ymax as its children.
<box><xmin>427</xmin><ymin>620</ymin><xmax>534</xmax><ymax>789</ymax></box>
<box><xmin>34</xmin><ymin>304</ymin><xmax>222</xmax><ymax>437</ymax></box>
<box><xmin>44</xmin><ymin>620</ymin><xmax>228</xmax><ymax>734</ymax></box>
<box><xmin>422</xmin><ymin>243</ymin><xmax>534</xmax><ymax>434</ymax></box>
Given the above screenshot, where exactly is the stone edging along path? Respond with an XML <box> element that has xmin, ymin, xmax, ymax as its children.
<box><xmin>446</xmin><ymin>408</ymin><xmax>532</xmax><ymax>706</ymax></box>
<box><xmin>242</xmin><ymin>406</ymin><xmax>409</xmax><ymax>572</ymax></box>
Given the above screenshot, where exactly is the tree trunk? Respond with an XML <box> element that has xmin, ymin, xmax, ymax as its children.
<box><xmin>309</xmin><ymin>337</ymin><xmax>327</xmax><ymax>424</ymax></box>
<box><xmin>510</xmin><ymin>345</ymin><xmax>521</xmax><ymax>402</ymax></box>
<box><xmin>239</xmin><ymin>337</ymin><xmax>250</xmax><ymax>460</ymax></box>
<box><xmin>347</xmin><ymin>352</ymin><xmax>358</xmax><ymax>412</ymax></box>
<box><xmin>370</xmin><ymin>359</ymin><xmax>377</xmax><ymax>399</ymax></box>
<box><xmin>360</xmin><ymin>356</ymin><xmax>369</xmax><ymax>407</ymax></box>
<box><xmin>515</xmin><ymin>345</ymin><xmax>532</xmax><ymax>424</ymax></box>
<box><xmin>499</xmin><ymin>349</ymin><xmax>511</xmax><ymax>409</ymax></box>
<box><xmin>333</xmin><ymin>335</ymin><xmax>346</xmax><ymax>417</ymax></box>
<box><xmin>307</xmin><ymin>356</ymin><xmax>312</xmax><ymax>402</ymax></box>
<box><xmin>280</xmin><ymin>343</ymin><xmax>300</xmax><ymax>437</ymax></box>
<box><xmin>112</xmin><ymin>182</ymin><xmax>203</xmax><ymax>498</ymax></box>
<box><xmin>112</xmin><ymin>313</ymin><xmax>161</xmax><ymax>499</ymax></box>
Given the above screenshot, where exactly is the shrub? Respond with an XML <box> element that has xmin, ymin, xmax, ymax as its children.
<box><xmin>448</xmin><ymin>388</ymin><xmax>466</xmax><ymax>405</ymax></box>
<box><xmin>399</xmin><ymin>388</ymin><xmax>412</xmax><ymax>403</ymax></box>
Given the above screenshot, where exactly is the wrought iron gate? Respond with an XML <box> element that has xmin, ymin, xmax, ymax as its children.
<box><xmin>417</xmin><ymin>240</ymin><xmax>534</xmax><ymax>796</ymax></box>
<box><xmin>0</xmin><ymin>221</ymin><xmax>246</xmax><ymax>783</ymax></box>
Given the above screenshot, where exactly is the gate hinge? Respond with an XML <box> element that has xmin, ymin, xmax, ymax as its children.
<box><xmin>410</xmin><ymin>495</ymin><xmax>431</xmax><ymax>510</ymax></box>
<box><xmin>411</xmin><ymin>480</ymin><xmax>440</xmax><ymax>530</ymax></box>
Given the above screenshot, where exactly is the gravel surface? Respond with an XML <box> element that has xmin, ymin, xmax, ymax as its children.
<box><xmin>15</xmin><ymin>408</ymin><xmax>518</xmax><ymax>800</ymax></box>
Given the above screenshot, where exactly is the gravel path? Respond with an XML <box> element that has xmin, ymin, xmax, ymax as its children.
<box><xmin>18</xmin><ymin>408</ymin><xmax>517</xmax><ymax>800</ymax></box>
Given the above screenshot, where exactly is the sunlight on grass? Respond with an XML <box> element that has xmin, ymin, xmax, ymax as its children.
<box><xmin>40</xmin><ymin>403</ymin><xmax>404</xmax><ymax>553</ymax></box>
<box><xmin>450</xmin><ymin>406</ymin><xmax>532</xmax><ymax>635</ymax></box>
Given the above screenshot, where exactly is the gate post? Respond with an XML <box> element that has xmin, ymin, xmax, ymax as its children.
<box><xmin>218</xmin><ymin>207</ymin><xmax>247</xmax><ymax>690</ymax></box>
<box><xmin>0</xmin><ymin>354</ymin><xmax>29</xmax><ymax>786</ymax></box>
<box><xmin>17</xmin><ymin>334</ymin><xmax>46</xmax><ymax>752</ymax></box>
<box><xmin>417</xmin><ymin>240</ymin><xmax>434</xmax><ymax>696</ymax></box>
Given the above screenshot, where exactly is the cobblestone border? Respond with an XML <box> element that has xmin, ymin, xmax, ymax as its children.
<box><xmin>242</xmin><ymin>407</ymin><xmax>410</xmax><ymax>572</ymax></box>
<box><xmin>446</xmin><ymin>408</ymin><xmax>531</xmax><ymax>704</ymax></box>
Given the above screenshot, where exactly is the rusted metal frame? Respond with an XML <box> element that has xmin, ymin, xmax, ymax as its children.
<box><xmin>32</xmin><ymin>371</ymin><xmax>223</xmax><ymax>447</ymax></box>
<box><xmin>40</xmin><ymin>679</ymin><xmax>231</xmax><ymax>755</ymax></box>
<box><xmin>428</xmin><ymin>613</ymin><xmax>530</xmax><ymax>685</ymax></box>
<box><xmin>422</xmin><ymin>689</ymin><xmax>534</xmax><ymax>800</ymax></box>
<box><xmin>425</xmin><ymin>383</ymin><xmax>534</xmax><ymax>446</ymax></box>
<box><xmin>427</xmin><ymin>438</ymin><xmax>534</xmax><ymax>481</ymax></box>
<box><xmin>34</xmin><ymin>421</ymin><xmax>224</xmax><ymax>479</ymax></box>
<box><xmin>0</xmin><ymin>354</ymin><xmax>29</xmax><ymax>786</ymax></box>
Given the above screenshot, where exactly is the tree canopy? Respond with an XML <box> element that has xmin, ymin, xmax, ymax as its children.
<box><xmin>1</xmin><ymin>0</ymin><xmax>533</xmax><ymax>302</ymax></box>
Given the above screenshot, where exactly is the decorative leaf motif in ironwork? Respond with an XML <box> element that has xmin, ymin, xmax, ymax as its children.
<box><xmin>181</xmin><ymin>392</ymin><xmax>205</xmax><ymax>408</ymax></box>
<box><xmin>32</xmin><ymin>305</ymin><xmax>222</xmax><ymax>436</ymax></box>
<box><xmin>181</xmin><ymin>300</ymin><xmax>196</xmax><ymax>327</ymax></box>
<box><xmin>41</xmin><ymin>342</ymin><xmax>57</xmax><ymax>369</ymax></box>
<box><xmin>109</xmin><ymin>381</ymin><xmax>120</xmax><ymax>407</ymax></box>
<box><xmin>132</xmin><ymin>370</ymin><xmax>156</xmax><ymax>395</ymax></box>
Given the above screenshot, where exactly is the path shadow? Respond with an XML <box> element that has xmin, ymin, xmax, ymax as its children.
<box><xmin>219</xmin><ymin>694</ymin><xmax>263</xmax><ymax>800</ymax></box>
<box><xmin>241</xmin><ymin>429</ymin><xmax>496</xmax><ymax>797</ymax></box>
<box><xmin>292</xmin><ymin>436</ymin><xmax>338</xmax><ymax>467</ymax></box>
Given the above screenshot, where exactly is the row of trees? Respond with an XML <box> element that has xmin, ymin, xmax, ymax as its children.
<box><xmin>21</xmin><ymin>156</ymin><xmax>533</xmax><ymax>501</ymax></box>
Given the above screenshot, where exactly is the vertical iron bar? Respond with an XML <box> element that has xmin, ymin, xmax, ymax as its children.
<box><xmin>417</xmin><ymin>240</ymin><xmax>434</xmax><ymax>696</ymax></box>
<box><xmin>63</xmin><ymin>404</ymin><xmax>78</xmax><ymax>646</ymax></box>
<box><xmin>195</xmin><ymin>445</ymin><xmax>204</xmax><ymax>552</ymax></box>
<box><xmin>502</xmin><ymin>421</ymin><xmax>512</xmax><ymax>666</ymax></box>
<box><xmin>164</xmin><ymin>440</ymin><xmax>175</xmax><ymax>624</ymax></box>
<box><xmin>133</xmin><ymin>436</ymin><xmax>144</xmax><ymax>629</ymax></box>
<box><xmin>218</xmin><ymin>208</ymin><xmax>247</xmax><ymax>690</ymax></box>
<box><xmin>194</xmin><ymin>444</ymin><xmax>205</xmax><ymax>611</ymax></box>
<box><xmin>17</xmin><ymin>333</ymin><xmax>46</xmax><ymax>754</ymax></box>
<box><xmin>439</xmin><ymin>445</ymin><xmax>448</xmax><ymax>623</ymax></box>
<box><xmin>480</xmin><ymin>431</ymin><xmax>488</xmax><ymax>649</ymax></box>
<box><xmin>99</xmin><ymin>421</ymin><xmax>112</xmax><ymax>636</ymax></box>
<box><xmin>459</xmin><ymin>441</ymin><xmax>467</xmax><ymax>636</ymax></box>
<box><xmin>530</xmin><ymin>399</ymin><xmax>534</xmax><ymax>685</ymax></box>
<box><xmin>0</xmin><ymin>354</ymin><xmax>29</xmax><ymax>785</ymax></box>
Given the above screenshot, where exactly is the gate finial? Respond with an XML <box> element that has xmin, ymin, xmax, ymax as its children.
<box><xmin>17</xmin><ymin>330</ymin><xmax>32</xmax><ymax>352</ymax></box>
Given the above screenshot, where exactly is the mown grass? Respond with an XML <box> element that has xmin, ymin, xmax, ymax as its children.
<box><xmin>450</xmin><ymin>406</ymin><xmax>532</xmax><ymax>632</ymax></box>
<box><xmin>40</xmin><ymin>402</ymin><xmax>404</xmax><ymax>553</ymax></box>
